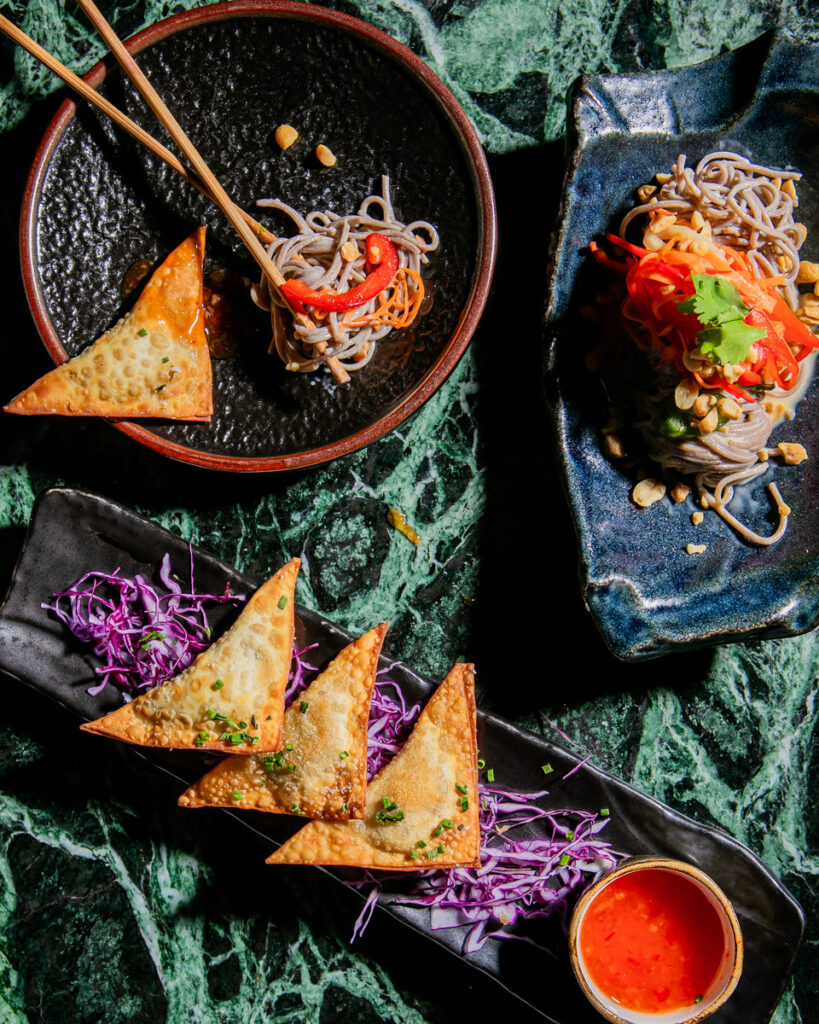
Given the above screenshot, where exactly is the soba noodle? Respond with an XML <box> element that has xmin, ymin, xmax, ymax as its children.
<box><xmin>603</xmin><ymin>151</ymin><xmax>817</xmax><ymax>545</ymax></box>
<box><xmin>252</xmin><ymin>176</ymin><xmax>438</xmax><ymax>374</ymax></box>
<box><xmin>620</xmin><ymin>152</ymin><xmax>805</xmax><ymax>307</ymax></box>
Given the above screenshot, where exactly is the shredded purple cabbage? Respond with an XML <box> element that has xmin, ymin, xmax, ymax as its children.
<box><xmin>349</xmin><ymin>692</ymin><xmax>625</xmax><ymax>952</ymax></box>
<box><xmin>47</xmin><ymin>557</ymin><xmax>326</xmax><ymax>707</ymax></box>
<box><xmin>284</xmin><ymin>644</ymin><xmax>320</xmax><ymax>706</ymax></box>
<box><xmin>366</xmin><ymin>671</ymin><xmax>421</xmax><ymax>780</ymax></box>
<box><xmin>44</xmin><ymin>554</ymin><xmax>245</xmax><ymax>698</ymax></box>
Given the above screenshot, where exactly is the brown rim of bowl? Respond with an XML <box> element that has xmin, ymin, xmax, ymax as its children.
<box><xmin>568</xmin><ymin>857</ymin><xmax>744</xmax><ymax>1024</ymax></box>
<box><xmin>19</xmin><ymin>0</ymin><xmax>497</xmax><ymax>474</ymax></box>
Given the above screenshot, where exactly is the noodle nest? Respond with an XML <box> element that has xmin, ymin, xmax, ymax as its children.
<box><xmin>252</xmin><ymin>176</ymin><xmax>438</xmax><ymax>374</ymax></box>
<box><xmin>611</xmin><ymin>151</ymin><xmax>816</xmax><ymax>545</ymax></box>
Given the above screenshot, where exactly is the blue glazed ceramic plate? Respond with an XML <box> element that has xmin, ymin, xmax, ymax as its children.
<box><xmin>544</xmin><ymin>33</ymin><xmax>819</xmax><ymax>661</ymax></box>
<box><xmin>0</xmin><ymin>487</ymin><xmax>805</xmax><ymax>1023</ymax></box>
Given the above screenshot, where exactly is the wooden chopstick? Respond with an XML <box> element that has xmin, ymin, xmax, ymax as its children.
<box><xmin>0</xmin><ymin>14</ymin><xmax>275</xmax><ymax>246</ymax></box>
<box><xmin>73</xmin><ymin>0</ymin><xmax>349</xmax><ymax>384</ymax></box>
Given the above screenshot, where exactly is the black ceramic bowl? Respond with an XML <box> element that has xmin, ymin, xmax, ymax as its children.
<box><xmin>20</xmin><ymin>0</ymin><xmax>496</xmax><ymax>471</ymax></box>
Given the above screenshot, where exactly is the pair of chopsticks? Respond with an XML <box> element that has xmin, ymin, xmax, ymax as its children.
<box><xmin>1</xmin><ymin>1</ymin><xmax>350</xmax><ymax>384</ymax></box>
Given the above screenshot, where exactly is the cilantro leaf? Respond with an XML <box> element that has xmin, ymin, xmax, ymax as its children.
<box><xmin>677</xmin><ymin>273</ymin><xmax>766</xmax><ymax>366</ymax></box>
<box><xmin>677</xmin><ymin>274</ymin><xmax>750</xmax><ymax>325</ymax></box>
<box><xmin>696</xmin><ymin>320</ymin><xmax>767</xmax><ymax>366</ymax></box>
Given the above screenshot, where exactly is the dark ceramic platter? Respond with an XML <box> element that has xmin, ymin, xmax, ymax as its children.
<box><xmin>0</xmin><ymin>488</ymin><xmax>804</xmax><ymax>1024</ymax></box>
<box><xmin>544</xmin><ymin>33</ymin><xmax>819</xmax><ymax>660</ymax></box>
<box><xmin>20</xmin><ymin>1</ymin><xmax>495</xmax><ymax>472</ymax></box>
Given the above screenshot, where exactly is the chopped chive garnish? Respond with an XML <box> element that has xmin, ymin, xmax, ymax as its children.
<box><xmin>251</xmin><ymin>715</ymin><xmax>258</xmax><ymax>729</ymax></box>
<box><xmin>162</xmin><ymin>356</ymin><xmax>169</xmax><ymax>363</ymax></box>
<box><xmin>341</xmin><ymin>804</ymin><xmax>349</xmax><ymax>813</ymax></box>
<box><xmin>455</xmin><ymin>783</ymin><xmax>468</xmax><ymax>795</ymax></box>
<box><xmin>155</xmin><ymin>384</ymin><xmax>166</xmax><ymax>392</ymax></box>
<box><xmin>195</xmin><ymin>731</ymin><xmax>209</xmax><ymax>746</ymax></box>
<box><xmin>460</xmin><ymin>796</ymin><xmax>469</xmax><ymax>812</ymax></box>
<box><xmin>286</xmin><ymin>743</ymin><xmax>294</xmax><ymax>751</ymax></box>
<box><xmin>290</xmin><ymin>804</ymin><xmax>301</xmax><ymax>814</ymax></box>
<box><xmin>434</xmin><ymin>825</ymin><xmax>443</xmax><ymax>837</ymax></box>
<box><xmin>212</xmin><ymin>679</ymin><xmax>224</xmax><ymax>690</ymax></box>
<box><xmin>436</xmin><ymin>844</ymin><xmax>445</xmax><ymax>854</ymax></box>
<box><xmin>266</xmin><ymin>715</ymin><xmax>273</xmax><ymax>721</ymax></box>
<box><xmin>487</xmin><ymin>768</ymin><xmax>495</xmax><ymax>783</ymax></box>
<box><xmin>694</xmin><ymin>995</ymin><xmax>703</xmax><ymax>1004</ymax></box>
<box><xmin>229</xmin><ymin>733</ymin><xmax>243</xmax><ymax>745</ymax></box>
<box><xmin>441</xmin><ymin>819</ymin><xmax>453</xmax><ymax>829</ymax></box>
<box><xmin>416</xmin><ymin>840</ymin><xmax>427</xmax><ymax>849</ymax></box>
<box><xmin>339</xmin><ymin>750</ymin><xmax>349</xmax><ymax>760</ymax></box>
<box><xmin>231</xmin><ymin>789</ymin><xmax>242</xmax><ymax>800</ymax></box>
<box><xmin>477</xmin><ymin>758</ymin><xmax>486</xmax><ymax>770</ymax></box>
<box><xmin>277</xmin><ymin>595</ymin><xmax>288</xmax><ymax>609</ymax></box>
<box><xmin>541</xmin><ymin>763</ymin><xmax>553</xmax><ymax>775</ymax></box>
<box><xmin>565</xmin><ymin>831</ymin><xmax>574</xmax><ymax>840</ymax></box>
<box><xmin>238</xmin><ymin>721</ymin><xmax>248</xmax><ymax>730</ymax></box>
<box><xmin>288</xmin><ymin>763</ymin><xmax>296</xmax><ymax>772</ymax></box>
<box><xmin>249</xmin><ymin>736</ymin><xmax>260</xmax><ymax>745</ymax></box>
<box><xmin>138</xmin><ymin>328</ymin><xmax>148</xmax><ymax>337</ymax></box>
<box><xmin>410</xmin><ymin>851</ymin><xmax>419</xmax><ymax>860</ymax></box>
<box><xmin>299</xmin><ymin>701</ymin><xmax>309</xmax><ymax>714</ymax></box>
<box><xmin>600</xmin><ymin>808</ymin><xmax>610</xmax><ymax>817</ymax></box>
<box><xmin>559</xmin><ymin>852</ymin><xmax>571</xmax><ymax>866</ymax></box>
<box><xmin>375</xmin><ymin>798</ymin><xmax>404</xmax><ymax>824</ymax></box>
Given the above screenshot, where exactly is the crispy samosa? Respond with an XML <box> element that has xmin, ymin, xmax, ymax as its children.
<box><xmin>266</xmin><ymin>663</ymin><xmax>480</xmax><ymax>869</ymax></box>
<box><xmin>80</xmin><ymin>558</ymin><xmax>299</xmax><ymax>752</ymax></box>
<box><xmin>178</xmin><ymin>623</ymin><xmax>388</xmax><ymax>819</ymax></box>
<box><xmin>5</xmin><ymin>227</ymin><xmax>212</xmax><ymax>420</ymax></box>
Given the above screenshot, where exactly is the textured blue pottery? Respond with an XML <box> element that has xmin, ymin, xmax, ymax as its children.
<box><xmin>544</xmin><ymin>32</ymin><xmax>819</xmax><ymax>661</ymax></box>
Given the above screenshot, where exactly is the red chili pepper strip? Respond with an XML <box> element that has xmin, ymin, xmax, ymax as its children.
<box><xmin>281</xmin><ymin>233</ymin><xmax>399</xmax><ymax>313</ymax></box>
<box><xmin>589</xmin><ymin>240</ymin><xmax>628</xmax><ymax>274</ymax></box>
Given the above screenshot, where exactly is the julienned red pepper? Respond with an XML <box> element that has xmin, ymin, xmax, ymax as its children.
<box><xmin>281</xmin><ymin>232</ymin><xmax>399</xmax><ymax>313</ymax></box>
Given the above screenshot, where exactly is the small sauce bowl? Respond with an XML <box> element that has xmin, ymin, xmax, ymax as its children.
<box><xmin>568</xmin><ymin>857</ymin><xmax>743</xmax><ymax>1024</ymax></box>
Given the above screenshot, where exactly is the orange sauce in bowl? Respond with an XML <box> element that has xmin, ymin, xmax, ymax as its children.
<box><xmin>579</xmin><ymin>869</ymin><xmax>726</xmax><ymax>1013</ymax></box>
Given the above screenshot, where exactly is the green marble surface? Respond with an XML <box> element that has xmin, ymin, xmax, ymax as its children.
<box><xmin>1</xmin><ymin>0</ymin><xmax>818</xmax><ymax>1021</ymax></box>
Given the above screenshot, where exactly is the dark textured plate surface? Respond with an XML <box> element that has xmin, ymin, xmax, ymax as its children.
<box><xmin>20</xmin><ymin>1</ymin><xmax>495</xmax><ymax>472</ymax></box>
<box><xmin>0</xmin><ymin>487</ymin><xmax>804</xmax><ymax>1023</ymax></box>
<box><xmin>543</xmin><ymin>33</ymin><xmax>819</xmax><ymax>660</ymax></box>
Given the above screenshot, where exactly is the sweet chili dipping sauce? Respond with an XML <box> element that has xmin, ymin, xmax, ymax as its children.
<box><xmin>578</xmin><ymin>868</ymin><xmax>726</xmax><ymax>1013</ymax></box>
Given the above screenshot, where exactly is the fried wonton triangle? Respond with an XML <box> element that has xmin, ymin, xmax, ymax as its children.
<box><xmin>80</xmin><ymin>558</ymin><xmax>299</xmax><ymax>752</ymax></box>
<box><xmin>266</xmin><ymin>663</ymin><xmax>480</xmax><ymax>870</ymax></box>
<box><xmin>178</xmin><ymin>623</ymin><xmax>388</xmax><ymax>820</ymax></box>
<box><xmin>5</xmin><ymin>227</ymin><xmax>212</xmax><ymax>420</ymax></box>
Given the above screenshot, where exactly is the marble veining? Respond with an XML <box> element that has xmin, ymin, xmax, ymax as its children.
<box><xmin>1</xmin><ymin>0</ymin><xmax>819</xmax><ymax>1021</ymax></box>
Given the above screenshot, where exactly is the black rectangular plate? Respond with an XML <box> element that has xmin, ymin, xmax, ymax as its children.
<box><xmin>0</xmin><ymin>487</ymin><xmax>805</xmax><ymax>1023</ymax></box>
